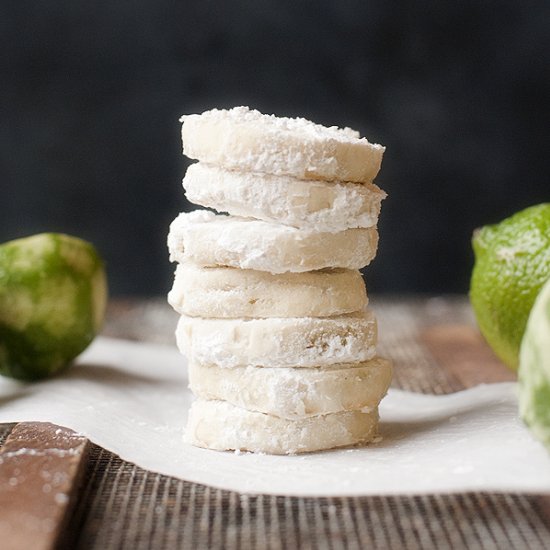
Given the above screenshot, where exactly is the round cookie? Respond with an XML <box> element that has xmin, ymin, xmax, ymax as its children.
<box><xmin>168</xmin><ymin>262</ymin><xmax>367</xmax><ymax>318</ymax></box>
<box><xmin>180</xmin><ymin>106</ymin><xmax>385</xmax><ymax>184</ymax></box>
<box><xmin>175</xmin><ymin>309</ymin><xmax>377</xmax><ymax>368</ymax></box>
<box><xmin>186</xmin><ymin>399</ymin><xmax>379</xmax><ymax>454</ymax></box>
<box><xmin>188</xmin><ymin>357</ymin><xmax>392</xmax><ymax>419</ymax></box>
<box><xmin>183</xmin><ymin>163</ymin><xmax>386</xmax><ymax>232</ymax></box>
<box><xmin>168</xmin><ymin>210</ymin><xmax>378</xmax><ymax>274</ymax></box>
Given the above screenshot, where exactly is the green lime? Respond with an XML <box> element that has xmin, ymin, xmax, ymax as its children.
<box><xmin>469</xmin><ymin>203</ymin><xmax>550</xmax><ymax>370</ymax></box>
<box><xmin>519</xmin><ymin>277</ymin><xmax>550</xmax><ymax>448</ymax></box>
<box><xmin>0</xmin><ymin>233</ymin><xmax>108</xmax><ymax>380</ymax></box>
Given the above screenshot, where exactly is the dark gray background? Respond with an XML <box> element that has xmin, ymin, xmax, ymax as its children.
<box><xmin>2</xmin><ymin>1</ymin><xmax>548</xmax><ymax>296</ymax></box>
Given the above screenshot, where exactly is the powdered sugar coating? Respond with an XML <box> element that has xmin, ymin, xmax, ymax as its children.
<box><xmin>181</xmin><ymin>106</ymin><xmax>360</xmax><ymax>140</ymax></box>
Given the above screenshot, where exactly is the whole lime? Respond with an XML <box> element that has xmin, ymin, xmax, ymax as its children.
<box><xmin>469</xmin><ymin>203</ymin><xmax>550</xmax><ymax>370</ymax></box>
<box><xmin>519</xmin><ymin>277</ymin><xmax>550</xmax><ymax>448</ymax></box>
<box><xmin>0</xmin><ymin>233</ymin><xmax>108</xmax><ymax>380</ymax></box>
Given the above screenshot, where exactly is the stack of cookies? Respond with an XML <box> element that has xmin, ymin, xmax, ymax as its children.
<box><xmin>168</xmin><ymin>107</ymin><xmax>392</xmax><ymax>454</ymax></box>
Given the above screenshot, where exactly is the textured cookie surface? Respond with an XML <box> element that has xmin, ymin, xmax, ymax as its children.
<box><xmin>188</xmin><ymin>357</ymin><xmax>392</xmax><ymax>419</ymax></box>
<box><xmin>168</xmin><ymin>211</ymin><xmax>378</xmax><ymax>273</ymax></box>
<box><xmin>176</xmin><ymin>309</ymin><xmax>377</xmax><ymax>368</ymax></box>
<box><xmin>183</xmin><ymin>163</ymin><xmax>386</xmax><ymax>232</ymax></box>
<box><xmin>186</xmin><ymin>399</ymin><xmax>379</xmax><ymax>454</ymax></box>
<box><xmin>180</xmin><ymin>107</ymin><xmax>385</xmax><ymax>184</ymax></box>
<box><xmin>168</xmin><ymin>262</ymin><xmax>367</xmax><ymax>318</ymax></box>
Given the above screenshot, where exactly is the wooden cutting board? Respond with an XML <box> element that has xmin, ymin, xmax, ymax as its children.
<box><xmin>0</xmin><ymin>423</ymin><xmax>89</xmax><ymax>550</ymax></box>
<box><xmin>420</xmin><ymin>323</ymin><xmax>516</xmax><ymax>387</ymax></box>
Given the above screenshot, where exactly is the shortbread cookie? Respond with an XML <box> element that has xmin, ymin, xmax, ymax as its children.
<box><xmin>168</xmin><ymin>263</ymin><xmax>367</xmax><ymax>318</ymax></box>
<box><xmin>168</xmin><ymin>211</ymin><xmax>378</xmax><ymax>273</ymax></box>
<box><xmin>186</xmin><ymin>399</ymin><xmax>379</xmax><ymax>454</ymax></box>
<box><xmin>188</xmin><ymin>357</ymin><xmax>392</xmax><ymax>419</ymax></box>
<box><xmin>183</xmin><ymin>163</ymin><xmax>386</xmax><ymax>232</ymax></box>
<box><xmin>176</xmin><ymin>309</ymin><xmax>377</xmax><ymax>368</ymax></box>
<box><xmin>180</xmin><ymin>107</ymin><xmax>385</xmax><ymax>184</ymax></box>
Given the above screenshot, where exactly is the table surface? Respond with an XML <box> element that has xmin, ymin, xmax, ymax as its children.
<box><xmin>2</xmin><ymin>296</ymin><xmax>549</xmax><ymax>549</ymax></box>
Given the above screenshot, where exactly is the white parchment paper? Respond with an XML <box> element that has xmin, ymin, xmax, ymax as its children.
<box><xmin>0</xmin><ymin>337</ymin><xmax>548</xmax><ymax>497</ymax></box>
